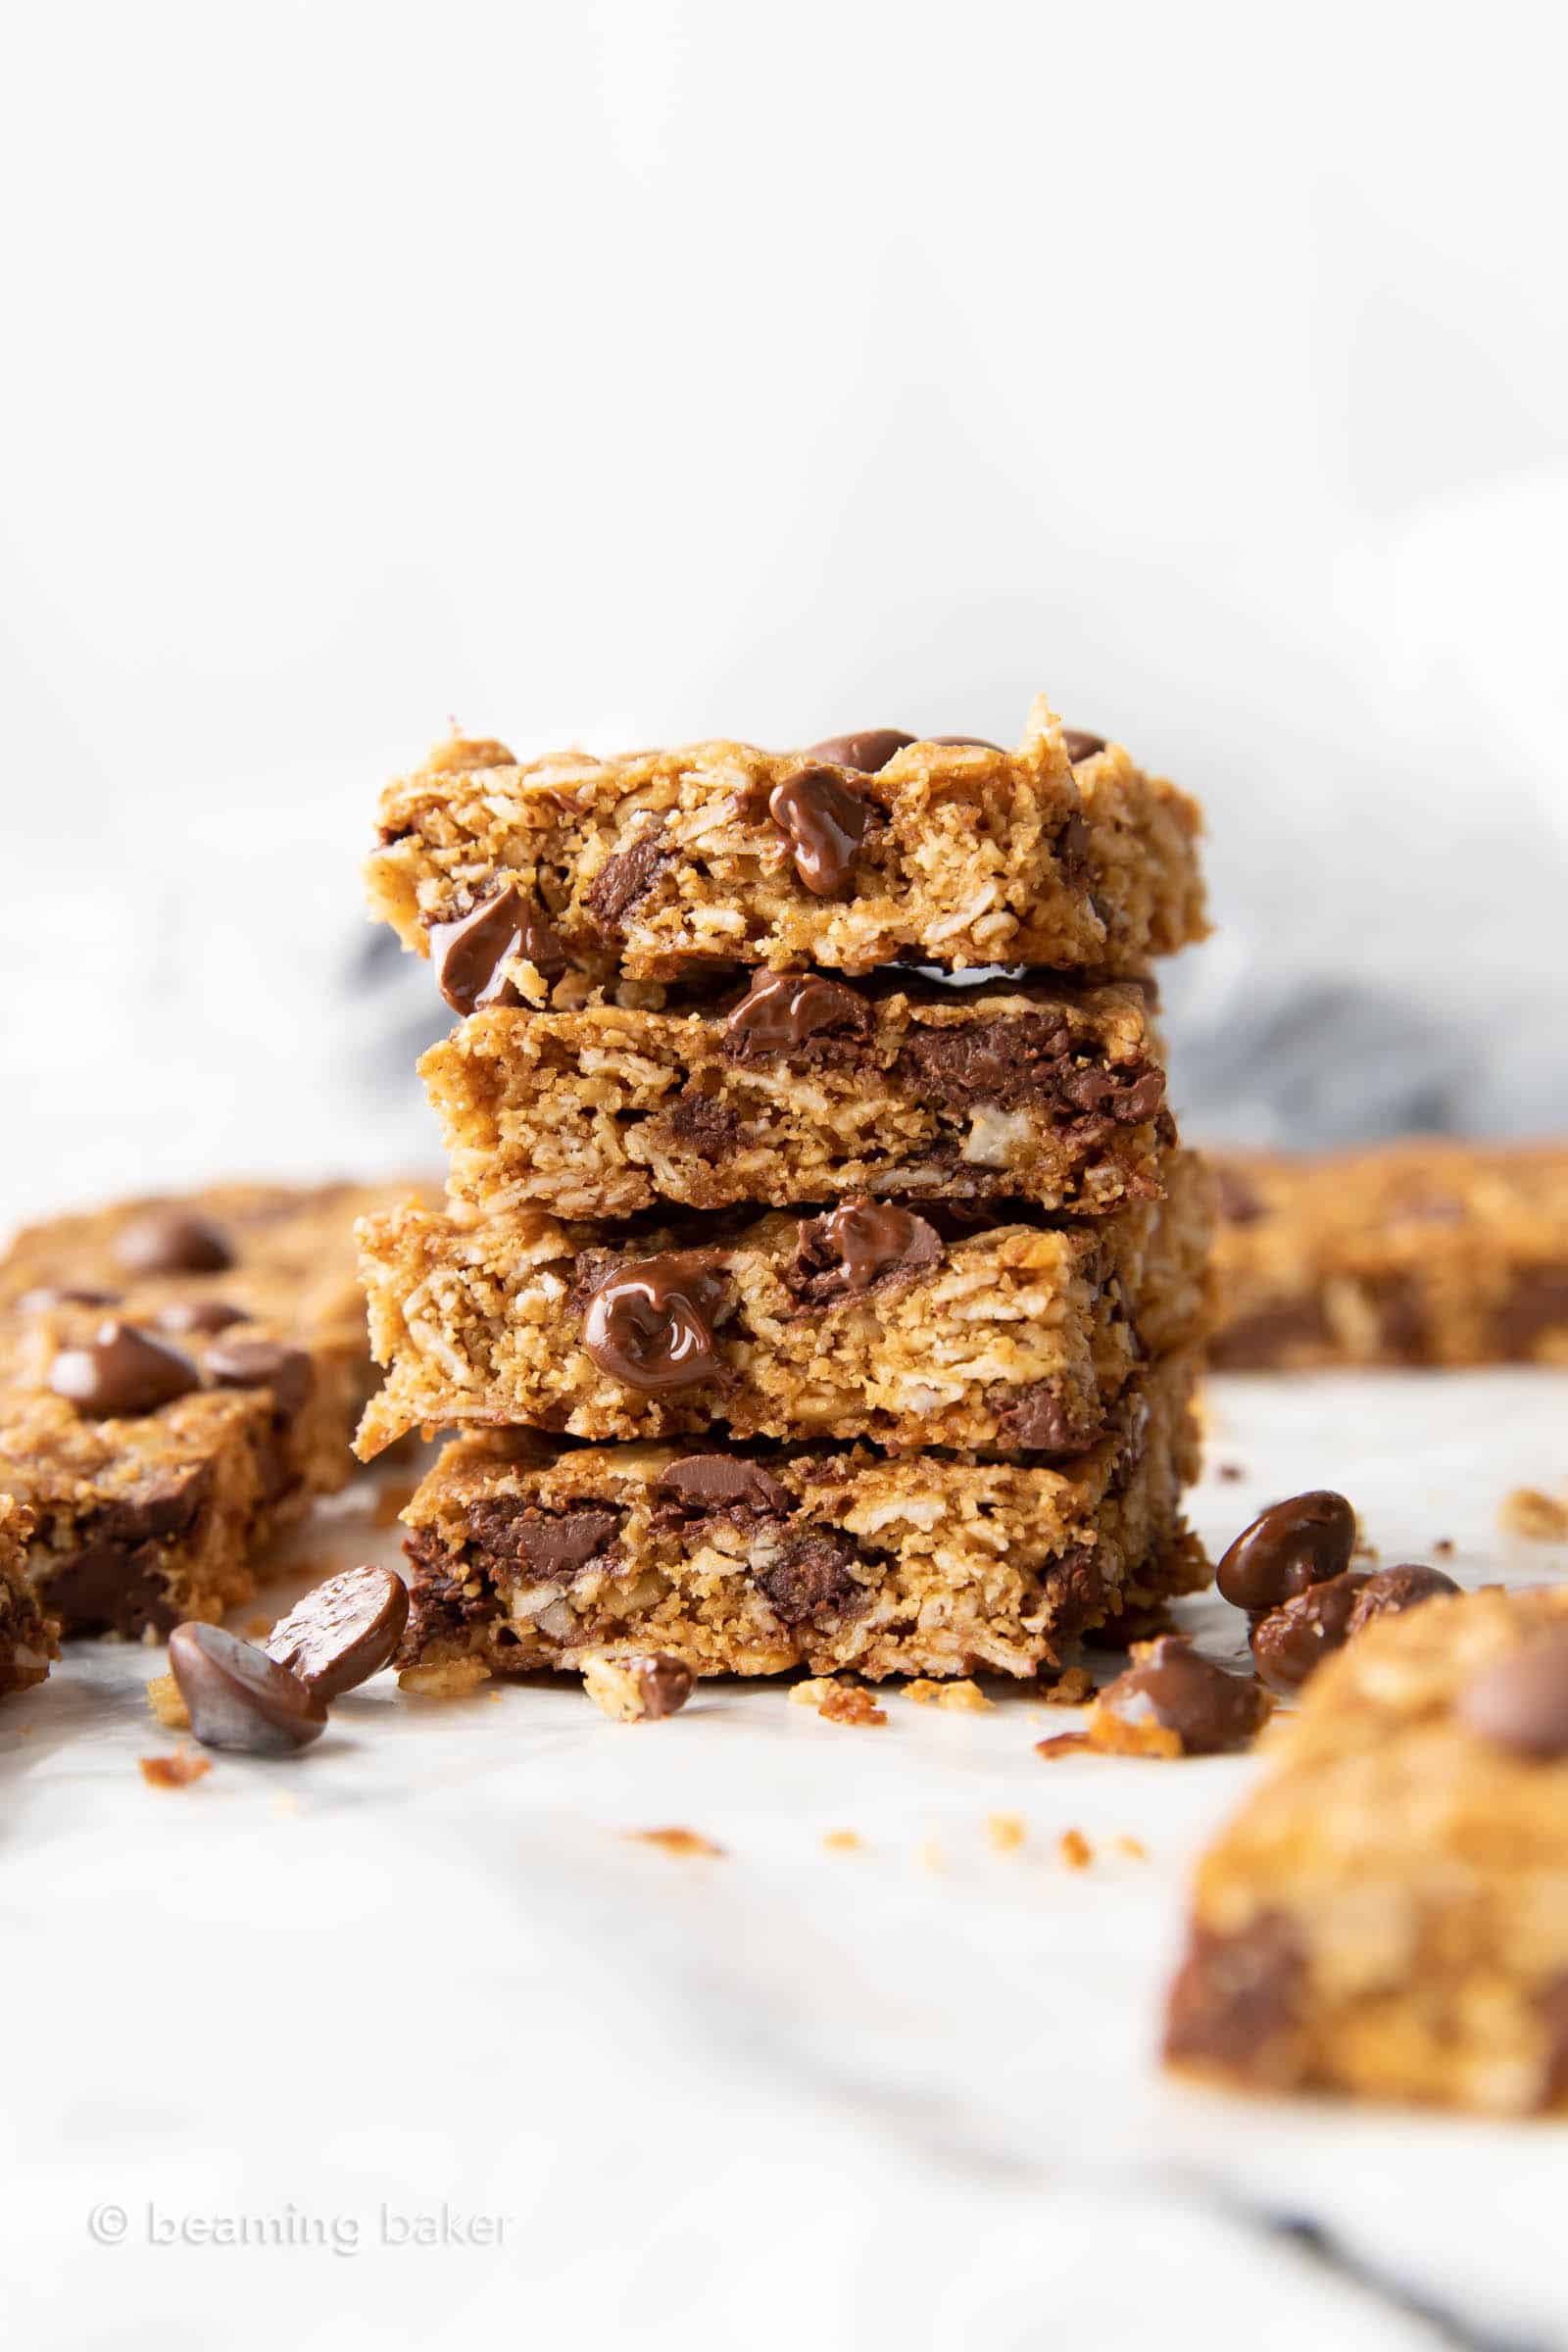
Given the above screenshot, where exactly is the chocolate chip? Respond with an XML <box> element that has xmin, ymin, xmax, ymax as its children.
<box><xmin>928</xmin><ymin>734</ymin><xmax>1004</xmax><ymax>751</ymax></box>
<box><xmin>114</xmin><ymin>1211</ymin><xmax>235</xmax><ymax>1277</ymax></box>
<box><xmin>1459</xmin><ymin>1628</ymin><xmax>1568</xmax><ymax>1760</ymax></box>
<box><xmin>892</xmin><ymin>1015</ymin><xmax>1164</xmax><ymax>1124</ymax></box>
<box><xmin>48</xmin><ymin>1322</ymin><xmax>203</xmax><ymax>1417</ymax></box>
<box><xmin>802</xmin><ymin>729</ymin><xmax>915</xmax><ymax>772</ymax></box>
<box><xmin>169</xmin><ymin>1622</ymin><xmax>327</xmax><ymax>1756</ymax></box>
<box><xmin>1536</xmin><ymin>1976</ymin><xmax>1568</xmax><ymax>2109</ymax></box>
<box><xmin>788</xmin><ymin>1200</ymin><xmax>943</xmax><ymax>1305</ymax></box>
<box><xmin>656</xmin><ymin>1455</ymin><xmax>793</xmax><ymax>1517</ymax></box>
<box><xmin>1164</xmin><ymin>1913</ymin><xmax>1306</xmax><ymax>2082</ymax></box>
<box><xmin>1098</xmin><ymin>1635</ymin><xmax>1271</xmax><ymax>1754</ymax></box>
<box><xmin>265</xmin><ymin>1565</ymin><xmax>411</xmax><ymax>1698</ymax></box>
<box><xmin>1056</xmin><ymin>811</ymin><xmax>1091</xmax><ymax>886</ymax></box>
<box><xmin>722</xmin><ymin>970</ymin><xmax>873</xmax><ymax>1058</ymax></box>
<box><xmin>465</xmin><ymin>1500</ymin><xmax>623</xmax><ymax>1582</ymax></box>
<box><xmin>1250</xmin><ymin>1571</ymin><xmax>1370</xmax><ymax>1694</ymax></box>
<box><xmin>1345</xmin><ymin>1562</ymin><xmax>1459</xmax><ymax>1636</ymax></box>
<box><xmin>667</xmin><ymin>1094</ymin><xmax>741</xmax><ymax>1152</ymax></box>
<box><xmin>767</xmin><ymin>767</ymin><xmax>871</xmax><ymax>896</ymax></box>
<box><xmin>585</xmin><ymin>824</ymin><xmax>669</xmax><ymax>930</ymax></box>
<box><xmin>1062</xmin><ymin>729</ymin><xmax>1106</xmax><ymax>763</ymax></box>
<box><xmin>1364</xmin><ymin>1270</ymin><xmax>1428</xmax><ymax>1364</ymax></box>
<box><xmin>1212</xmin><ymin>1165</ymin><xmax>1267</xmax><ymax>1226</ymax></box>
<box><xmin>87</xmin><ymin>1464</ymin><xmax>215</xmax><ymax>1545</ymax></box>
<box><xmin>633</xmin><ymin>1654</ymin><xmax>694</xmax><ymax>1719</ymax></box>
<box><xmin>1495</xmin><ymin>1267</ymin><xmax>1568</xmax><ymax>1359</ymax></box>
<box><xmin>990</xmin><ymin>1384</ymin><xmax>1077</xmax><ymax>1453</ymax></box>
<box><xmin>40</xmin><ymin>1541</ymin><xmax>179</xmax><ymax>1639</ymax></box>
<box><xmin>428</xmin><ymin>883</ymin><xmax>564</xmax><ymax>1013</ymax></box>
<box><xmin>756</xmin><ymin>1531</ymin><xmax>866</xmax><ymax>1628</ymax></box>
<box><xmin>582</xmin><ymin>1252</ymin><xmax>727</xmax><ymax>1393</ymax></box>
<box><xmin>15</xmin><ymin>1285</ymin><xmax>122</xmax><ymax>1312</ymax></box>
<box><xmin>1208</xmin><ymin>1297</ymin><xmax>1333</xmax><ymax>1369</ymax></box>
<box><xmin>155</xmin><ymin>1298</ymin><xmax>252</xmax><ymax>1336</ymax></box>
<box><xmin>204</xmin><ymin>1337</ymin><xmax>316</xmax><ymax>1418</ymax></box>
<box><xmin>1215</xmin><ymin>1491</ymin><xmax>1356</xmax><ymax>1615</ymax></box>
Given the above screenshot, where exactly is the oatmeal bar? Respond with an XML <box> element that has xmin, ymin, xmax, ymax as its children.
<box><xmin>1210</xmin><ymin>1142</ymin><xmax>1568</xmax><ymax>1368</ymax></box>
<box><xmin>0</xmin><ymin>1495</ymin><xmax>58</xmax><ymax>1696</ymax></box>
<box><xmin>366</xmin><ymin>701</ymin><xmax>1206</xmax><ymax>991</ymax></box>
<box><xmin>355</xmin><ymin>1152</ymin><xmax>1213</xmax><ymax>1457</ymax></box>
<box><xmin>423</xmin><ymin>972</ymin><xmax>1171</xmax><ymax>1220</ymax></box>
<box><xmin>395</xmin><ymin>1348</ymin><xmax>1205</xmax><ymax>1683</ymax></box>
<box><xmin>1165</xmin><ymin>1586</ymin><xmax>1568</xmax><ymax>2113</ymax></box>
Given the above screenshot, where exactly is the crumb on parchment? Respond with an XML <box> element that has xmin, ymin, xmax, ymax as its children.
<box><xmin>1500</xmin><ymin>1488</ymin><xmax>1568</xmax><ymax>1542</ymax></box>
<box><xmin>823</xmin><ymin>1830</ymin><xmax>862</xmax><ymax>1854</ymax></box>
<box><xmin>790</xmin><ymin>1677</ymin><xmax>886</xmax><ymax>1726</ymax></box>
<box><xmin>398</xmin><ymin>1655</ymin><xmax>491</xmax><ymax>1698</ymax></box>
<box><xmin>146</xmin><ymin>1673</ymin><xmax>190</xmax><ymax>1731</ymax></box>
<box><xmin>904</xmin><ymin>1678</ymin><xmax>992</xmax><ymax>1712</ymax></box>
<box><xmin>627</xmin><ymin>1827</ymin><xmax>723</xmax><ymax>1857</ymax></box>
<box><xmin>1039</xmin><ymin>1666</ymin><xmax>1094</xmax><ymax>1706</ymax></box>
<box><xmin>1059</xmin><ymin>1829</ymin><xmax>1093</xmax><ymax>1870</ymax></box>
<box><xmin>140</xmin><ymin>1745</ymin><xmax>211</xmax><ymax>1790</ymax></box>
<box><xmin>986</xmin><ymin>1813</ymin><xmax>1026</xmax><ymax>1852</ymax></box>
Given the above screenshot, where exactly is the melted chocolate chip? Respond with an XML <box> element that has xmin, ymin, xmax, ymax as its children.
<box><xmin>788</xmin><ymin>1200</ymin><xmax>943</xmax><ymax>1306</ymax></box>
<box><xmin>892</xmin><ymin>1015</ymin><xmax>1164</xmax><ymax>1124</ymax></box>
<box><xmin>429</xmin><ymin>883</ymin><xmax>565</xmax><ymax>1014</ymax></box>
<box><xmin>1164</xmin><ymin>1913</ymin><xmax>1306</xmax><ymax>2082</ymax></box>
<box><xmin>204</xmin><ymin>1338</ymin><xmax>316</xmax><ymax>1418</ymax></box>
<box><xmin>1250</xmin><ymin>1572</ymin><xmax>1370</xmax><ymax>1694</ymax></box>
<box><xmin>1346</xmin><ymin>1562</ymin><xmax>1459</xmax><ymax>1636</ymax></box>
<box><xmin>465</xmin><ymin>1500</ymin><xmax>622</xmax><ymax>1581</ymax></box>
<box><xmin>265</xmin><ymin>1565</ymin><xmax>411</xmax><ymax>1698</ymax></box>
<box><xmin>1459</xmin><ymin>1628</ymin><xmax>1568</xmax><ymax>1760</ymax></box>
<box><xmin>15</xmin><ymin>1285</ymin><xmax>121</xmax><ymax>1313</ymax></box>
<box><xmin>990</xmin><ymin>1384</ymin><xmax>1078</xmax><ymax>1454</ymax></box>
<box><xmin>633</xmin><ymin>1653</ymin><xmax>694</xmax><ymax>1719</ymax></box>
<box><xmin>802</xmin><ymin>729</ymin><xmax>915</xmax><ymax>772</ymax></box>
<box><xmin>114</xmin><ymin>1211</ymin><xmax>235</xmax><ymax>1277</ymax></box>
<box><xmin>667</xmin><ymin>1094</ymin><xmax>742</xmax><ymax>1153</ymax></box>
<box><xmin>656</xmin><ymin>1455</ymin><xmax>793</xmax><ymax>1518</ymax></box>
<box><xmin>155</xmin><ymin>1298</ymin><xmax>252</xmax><ymax>1336</ymax></box>
<box><xmin>586</xmin><ymin>824</ymin><xmax>669</xmax><ymax>930</ymax></box>
<box><xmin>41</xmin><ymin>1541</ymin><xmax>180</xmax><ymax>1639</ymax></box>
<box><xmin>582</xmin><ymin>1253</ymin><xmax>727</xmax><ymax>1393</ymax></box>
<box><xmin>1098</xmin><ymin>1636</ymin><xmax>1271</xmax><ymax>1753</ymax></box>
<box><xmin>48</xmin><ymin>1322</ymin><xmax>202</xmax><ymax>1417</ymax></box>
<box><xmin>755</xmin><ymin>1530</ymin><xmax>866</xmax><ymax>1629</ymax></box>
<box><xmin>169</xmin><ymin>1622</ymin><xmax>328</xmax><ymax>1756</ymax></box>
<box><xmin>1215</xmin><ymin>1491</ymin><xmax>1356</xmax><ymax>1615</ymax></box>
<box><xmin>722</xmin><ymin>970</ymin><xmax>873</xmax><ymax>1058</ymax></box>
<box><xmin>767</xmin><ymin>768</ymin><xmax>871</xmax><ymax>895</ymax></box>
<box><xmin>1061</xmin><ymin>729</ymin><xmax>1106</xmax><ymax>763</ymax></box>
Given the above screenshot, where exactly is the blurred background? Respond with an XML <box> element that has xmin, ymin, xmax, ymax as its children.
<box><xmin>3</xmin><ymin>0</ymin><xmax>1565</xmax><ymax>1228</ymax></box>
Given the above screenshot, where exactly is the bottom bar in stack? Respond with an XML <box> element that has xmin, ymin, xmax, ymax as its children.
<box><xmin>395</xmin><ymin>1348</ymin><xmax>1204</xmax><ymax>1683</ymax></box>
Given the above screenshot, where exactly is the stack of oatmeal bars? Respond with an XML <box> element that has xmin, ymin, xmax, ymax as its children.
<box><xmin>358</xmin><ymin>699</ymin><xmax>1215</xmax><ymax>1690</ymax></box>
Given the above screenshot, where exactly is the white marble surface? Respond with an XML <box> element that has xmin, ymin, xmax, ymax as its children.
<box><xmin>6</xmin><ymin>1371</ymin><xmax>1568</xmax><ymax>2349</ymax></box>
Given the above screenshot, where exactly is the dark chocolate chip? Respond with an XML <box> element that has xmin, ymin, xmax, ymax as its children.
<box><xmin>633</xmin><ymin>1654</ymin><xmax>694</xmax><ymax>1719</ymax></box>
<box><xmin>429</xmin><ymin>882</ymin><xmax>567</xmax><ymax>1014</ymax></box>
<box><xmin>656</xmin><ymin>1455</ymin><xmax>793</xmax><ymax>1517</ymax></box>
<box><xmin>1250</xmin><ymin>1571</ymin><xmax>1370</xmax><ymax>1694</ymax></box>
<box><xmin>990</xmin><ymin>1384</ymin><xmax>1077</xmax><ymax>1454</ymax></box>
<box><xmin>723</xmin><ymin>970</ymin><xmax>873</xmax><ymax>1058</ymax></box>
<box><xmin>155</xmin><ymin>1298</ymin><xmax>253</xmax><ymax>1336</ymax></box>
<box><xmin>204</xmin><ymin>1338</ymin><xmax>316</xmax><ymax>1418</ymax></box>
<box><xmin>48</xmin><ymin>1322</ymin><xmax>203</xmax><ymax>1417</ymax></box>
<box><xmin>892</xmin><ymin>1015</ymin><xmax>1163</xmax><ymax>1125</ymax></box>
<box><xmin>1216</xmin><ymin>1491</ymin><xmax>1356</xmax><ymax>1616</ymax></box>
<box><xmin>802</xmin><ymin>729</ymin><xmax>915</xmax><ymax>772</ymax></box>
<box><xmin>1208</xmin><ymin>1297</ymin><xmax>1333</xmax><ymax>1369</ymax></box>
<box><xmin>1495</xmin><ymin>1267</ymin><xmax>1568</xmax><ymax>1360</ymax></box>
<box><xmin>1049</xmin><ymin>1544</ymin><xmax>1108</xmax><ymax>1645</ymax></box>
<box><xmin>582</xmin><ymin>1252</ymin><xmax>727</xmax><ymax>1393</ymax></box>
<box><xmin>1098</xmin><ymin>1635</ymin><xmax>1271</xmax><ymax>1754</ymax></box>
<box><xmin>265</xmin><ymin>1565</ymin><xmax>411</xmax><ymax>1698</ymax></box>
<box><xmin>1363</xmin><ymin>1270</ymin><xmax>1429</xmax><ymax>1364</ymax></box>
<box><xmin>465</xmin><ymin>1500</ymin><xmax>623</xmax><ymax>1582</ymax></box>
<box><xmin>1056</xmin><ymin>811</ymin><xmax>1092</xmax><ymax>885</ymax></box>
<box><xmin>1345</xmin><ymin>1562</ymin><xmax>1459</xmax><ymax>1636</ymax></box>
<box><xmin>756</xmin><ymin>1530</ymin><xmax>865</xmax><ymax>1628</ymax></box>
<box><xmin>114</xmin><ymin>1211</ymin><xmax>234</xmax><ymax>1277</ymax></box>
<box><xmin>1164</xmin><ymin>1913</ymin><xmax>1306</xmax><ymax>2083</ymax></box>
<box><xmin>169</xmin><ymin>1622</ymin><xmax>327</xmax><ymax>1756</ymax></box>
<box><xmin>767</xmin><ymin>767</ymin><xmax>871</xmax><ymax>896</ymax></box>
<box><xmin>41</xmin><ymin>1540</ymin><xmax>179</xmax><ymax>1639</ymax></box>
<box><xmin>15</xmin><ymin>1285</ymin><xmax>122</xmax><ymax>1313</ymax></box>
<box><xmin>585</xmin><ymin>824</ymin><xmax>669</xmax><ymax>931</ymax></box>
<box><xmin>667</xmin><ymin>1094</ymin><xmax>742</xmax><ymax>1153</ymax></box>
<box><xmin>788</xmin><ymin>1200</ymin><xmax>943</xmax><ymax>1305</ymax></box>
<box><xmin>1459</xmin><ymin>1627</ymin><xmax>1568</xmax><ymax>1760</ymax></box>
<box><xmin>1062</xmin><ymin>729</ymin><xmax>1106</xmax><ymax>763</ymax></box>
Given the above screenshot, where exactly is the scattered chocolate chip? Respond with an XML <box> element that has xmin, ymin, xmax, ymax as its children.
<box><xmin>1346</xmin><ymin>1562</ymin><xmax>1459</xmax><ymax>1636</ymax></box>
<box><xmin>15</xmin><ymin>1285</ymin><xmax>121</xmax><ymax>1313</ymax></box>
<box><xmin>1459</xmin><ymin>1628</ymin><xmax>1568</xmax><ymax>1759</ymax></box>
<box><xmin>1061</xmin><ymin>729</ymin><xmax>1106</xmax><ymax>763</ymax></box>
<box><xmin>48</xmin><ymin>1322</ymin><xmax>203</xmax><ymax>1416</ymax></box>
<box><xmin>582</xmin><ymin>1252</ymin><xmax>727</xmax><ymax>1393</ymax></box>
<box><xmin>265</xmin><ymin>1565</ymin><xmax>411</xmax><ymax>1699</ymax></box>
<box><xmin>1216</xmin><ymin>1491</ymin><xmax>1356</xmax><ymax>1615</ymax></box>
<box><xmin>585</xmin><ymin>824</ymin><xmax>669</xmax><ymax>931</ymax></box>
<box><xmin>802</xmin><ymin>729</ymin><xmax>915</xmax><ymax>772</ymax></box>
<box><xmin>767</xmin><ymin>767</ymin><xmax>871</xmax><ymax>895</ymax></box>
<box><xmin>1097</xmin><ymin>1636</ymin><xmax>1271</xmax><ymax>1754</ymax></box>
<box><xmin>114</xmin><ymin>1211</ymin><xmax>235</xmax><ymax>1277</ymax></box>
<box><xmin>155</xmin><ymin>1298</ymin><xmax>252</xmax><ymax>1336</ymax></box>
<box><xmin>428</xmin><ymin>883</ymin><xmax>564</xmax><ymax>1013</ymax></box>
<box><xmin>656</xmin><ymin>1455</ymin><xmax>793</xmax><ymax>1517</ymax></box>
<box><xmin>723</xmin><ymin>969</ymin><xmax>872</xmax><ymax>1057</ymax></box>
<box><xmin>1250</xmin><ymin>1572</ymin><xmax>1370</xmax><ymax>1694</ymax></box>
<box><xmin>756</xmin><ymin>1531</ymin><xmax>866</xmax><ymax>1628</ymax></box>
<box><xmin>634</xmin><ymin>1654</ymin><xmax>694</xmax><ymax>1719</ymax></box>
<box><xmin>788</xmin><ymin>1200</ymin><xmax>943</xmax><ymax>1304</ymax></box>
<box><xmin>169</xmin><ymin>1622</ymin><xmax>327</xmax><ymax>1755</ymax></box>
<box><xmin>204</xmin><ymin>1337</ymin><xmax>316</xmax><ymax>1417</ymax></box>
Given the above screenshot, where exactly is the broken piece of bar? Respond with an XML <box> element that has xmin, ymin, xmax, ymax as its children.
<box><xmin>354</xmin><ymin>1152</ymin><xmax>1213</xmax><ymax>1456</ymax></box>
<box><xmin>421</xmin><ymin>972</ymin><xmax>1173</xmax><ymax>1220</ymax></box>
<box><xmin>0</xmin><ymin>1495</ymin><xmax>58</xmax><ymax>1696</ymax></box>
<box><xmin>1165</xmin><ymin>1586</ymin><xmax>1568</xmax><ymax>2112</ymax></box>
<box><xmin>394</xmin><ymin>1348</ymin><xmax>1205</xmax><ymax>1684</ymax></box>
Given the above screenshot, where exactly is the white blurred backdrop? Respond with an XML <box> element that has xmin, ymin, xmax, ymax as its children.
<box><xmin>3</xmin><ymin>0</ymin><xmax>1566</xmax><ymax>1224</ymax></box>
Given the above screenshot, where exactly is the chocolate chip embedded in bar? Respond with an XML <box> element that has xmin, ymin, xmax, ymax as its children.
<box><xmin>393</xmin><ymin>1349</ymin><xmax>1206</xmax><ymax>1685</ymax></box>
<box><xmin>420</xmin><ymin>972</ymin><xmax>1173</xmax><ymax>1221</ymax></box>
<box><xmin>353</xmin><ymin>1157</ymin><xmax>1213</xmax><ymax>1458</ymax></box>
<box><xmin>365</xmin><ymin>696</ymin><xmax>1207</xmax><ymax>989</ymax></box>
<box><xmin>1164</xmin><ymin>1585</ymin><xmax>1568</xmax><ymax>2112</ymax></box>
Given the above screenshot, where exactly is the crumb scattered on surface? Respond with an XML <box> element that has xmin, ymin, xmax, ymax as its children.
<box><xmin>823</xmin><ymin>1830</ymin><xmax>862</xmax><ymax>1854</ymax></box>
<box><xmin>486</xmin><ymin>1689</ymin><xmax>504</xmax><ymax>1703</ymax></box>
<box><xmin>904</xmin><ymin>1677</ymin><xmax>992</xmax><ymax>1712</ymax></box>
<box><xmin>398</xmin><ymin>1655</ymin><xmax>492</xmax><ymax>1698</ymax></box>
<box><xmin>1035</xmin><ymin>1731</ymin><xmax>1092</xmax><ymax>1760</ymax></box>
<box><xmin>1500</xmin><ymin>1488</ymin><xmax>1568</xmax><ymax>1542</ymax></box>
<box><xmin>140</xmin><ymin>1745</ymin><xmax>211</xmax><ymax>1789</ymax></box>
<box><xmin>1040</xmin><ymin>1666</ymin><xmax>1095</xmax><ymax>1706</ymax></box>
<box><xmin>1217</xmin><ymin>1463</ymin><xmax>1244</xmax><ymax>1483</ymax></box>
<box><xmin>1114</xmin><ymin>1835</ymin><xmax>1149</xmax><ymax>1861</ymax></box>
<box><xmin>791</xmin><ymin>1677</ymin><xmax>886</xmax><ymax>1725</ymax></box>
<box><xmin>1085</xmin><ymin>1707</ymin><xmax>1185</xmax><ymax>1760</ymax></box>
<box><xmin>986</xmin><ymin>1813</ymin><xmax>1026</xmax><ymax>1852</ymax></box>
<box><xmin>1432</xmin><ymin>1538</ymin><xmax>1454</xmax><ymax>1557</ymax></box>
<box><xmin>146</xmin><ymin>1673</ymin><xmax>190</xmax><ymax>1731</ymax></box>
<box><xmin>628</xmin><ymin>1827</ymin><xmax>723</xmax><ymax>1857</ymax></box>
<box><xmin>373</xmin><ymin>1480</ymin><xmax>418</xmax><ymax>1529</ymax></box>
<box><xmin>1058</xmin><ymin>1828</ymin><xmax>1093</xmax><ymax>1870</ymax></box>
